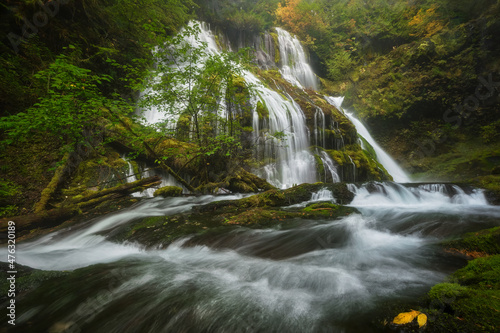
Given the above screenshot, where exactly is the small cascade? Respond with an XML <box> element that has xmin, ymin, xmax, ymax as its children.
<box><xmin>311</xmin><ymin>188</ymin><xmax>335</xmax><ymax>202</ymax></box>
<box><xmin>275</xmin><ymin>28</ymin><xmax>319</xmax><ymax>90</ymax></box>
<box><xmin>326</xmin><ymin>97</ymin><xmax>410</xmax><ymax>183</ymax></box>
<box><xmin>314</xmin><ymin>108</ymin><xmax>325</xmax><ymax>147</ymax></box>
<box><xmin>347</xmin><ymin>155</ymin><xmax>356</xmax><ymax>183</ymax></box>
<box><xmin>319</xmin><ymin>150</ymin><xmax>341</xmax><ymax>183</ymax></box>
<box><xmin>325</xmin><ymin>96</ymin><xmax>345</xmax><ymax>112</ymax></box>
<box><xmin>349</xmin><ymin>182</ymin><xmax>489</xmax><ymax>207</ymax></box>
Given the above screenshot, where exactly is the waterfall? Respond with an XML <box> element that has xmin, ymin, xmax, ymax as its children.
<box><xmin>140</xmin><ymin>22</ymin><xmax>318</xmax><ymax>189</ymax></box>
<box><xmin>245</xmin><ymin>72</ymin><xmax>317</xmax><ymax>188</ymax></box>
<box><xmin>140</xmin><ymin>21</ymin><xmax>412</xmax><ymax>188</ymax></box>
<box><xmin>349</xmin><ymin>182</ymin><xmax>489</xmax><ymax>207</ymax></box>
<box><xmin>275</xmin><ymin>28</ymin><xmax>319</xmax><ymax>90</ymax></box>
<box><xmin>318</xmin><ymin>150</ymin><xmax>340</xmax><ymax>183</ymax></box>
<box><xmin>326</xmin><ymin>97</ymin><xmax>410</xmax><ymax>183</ymax></box>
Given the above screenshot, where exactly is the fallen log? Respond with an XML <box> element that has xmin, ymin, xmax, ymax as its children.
<box><xmin>0</xmin><ymin>176</ymin><xmax>162</xmax><ymax>235</ymax></box>
<box><xmin>71</xmin><ymin>175</ymin><xmax>162</xmax><ymax>204</ymax></box>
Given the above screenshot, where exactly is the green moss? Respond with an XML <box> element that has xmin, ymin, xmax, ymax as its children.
<box><xmin>428</xmin><ymin>283</ymin><xmax>470</xmax><ymax>304</ymax></box>
<box><xmin>269</xmin><ymin>32</ymin><xmax>280</xmax><ymax>64</ymax></box>
<box><xmin>452</xmin><ymin>255</ymin><xmax>500</xmax><ymax>287</ymax></box>
<box><xmin>444</xmin><ymin>227</ymin><xmax>500</xmax><ymax>257</ymax></box>
<box><xmin>153</xmin><ymin>186</ymin><xmax>183</xmax><ymax>197</ymax></box>
<box><xmin>256</xmin><ymin>100</ymin><xmax>269</xmax><ymax>120</ymax></box>
<box><xmin>314</xmin><ymin>154</ymin><xmax>325</xmax><ymax>177</ymax></box>
<box><xmin>420</xmin><ymin>255</ymin><xmax>500</xmax><ymax>332</ymax></box>
<box><xmin>303</xmin><ymin>202</ymin><xmax>339</xmax><ymax>211</ymax></box>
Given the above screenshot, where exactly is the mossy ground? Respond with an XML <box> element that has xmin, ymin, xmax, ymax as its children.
<box><xmin>443</xmin><ymin>227</ymin><xmax>500</xmax><ymax>258</ymax></box>
<box><xmin>384</xmin><ymin>227</ymin><xmax>500</xmax><ymax>332</ymax></box>
<box><xmin>0</xmin><ymin>134</ymin><xmax>62</xmax><ymax>217</ymax></box>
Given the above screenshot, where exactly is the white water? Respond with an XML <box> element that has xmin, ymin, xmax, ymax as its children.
<box><xmin>325</xmin><ymin>96</ymin><xmax>410</xmax><ymax>182</ymax></box>
<box><xmin>246</xmin><ymin>72</ymin><xmax>316</xmax><ymax>188</ymax></box>
<box><xmin>275</xmin><ymin>28</ymin><xmax>319</xmax><ymax>90</ymax></box>
<box><xmin>16</xmin><ymin>194</ymin><xmax>250</xmax><ymax>270</ymax></box>
<box><xmin>349</xmin><ymin>182</ymin><xmax>488</xmax><ymax>208</ymax></box>
<box><xmin>141</xmin><ymin>21</ymin><xmax>318</xmax><ymax>189</ymax></box>
<box><xmin>10</xmin><ymin>182</ymin><xmax>500</xmax><ymax>332</ymax></box>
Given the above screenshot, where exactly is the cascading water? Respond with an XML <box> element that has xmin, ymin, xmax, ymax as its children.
<box><xmin>8</xmin><ymin>182</ymin><xmax>500</xmax><ymax>332</ymax></box>
<box><xmin>246</xmin><ymin>71</ymin><xmax>317</xmax><ymax>188</ymax></box>
<box><xmin>275</xmin><ymin>27</ymin><xmax>319</xmax><ymax>90</ymax></box>
<box><xmin>326</xmin><ymin>96</ymin><xmax>411</xmax><ymax>183</ymax></box>
<box><xmin>318</xmin><ymin>150</ymin><xmax>341</xmax><ymax>183</ymax></box>
<box><xmin>140</xmin><ymin>21</ymin><xmax>319</xmax><ymax>189</ymax></box>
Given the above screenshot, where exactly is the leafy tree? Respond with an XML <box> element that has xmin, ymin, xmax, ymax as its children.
<box><xmin>139</xmin><ymin>23</ymin><xmax>254</xmax><ymax>182</ymax></box>
<box><xmin>0</xmin><ymin>50</ymin><xmax>131</xmax><ymax>152</ymax></box>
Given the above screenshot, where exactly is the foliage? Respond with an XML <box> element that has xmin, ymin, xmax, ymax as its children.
<box><xmin>481</xmin><ymin>120</ymin><xmax>500</xmax><ymax>144</ymax></box>
<box><xmin>139</xmin><ymin>22</ymin><xmax>255</xmax><ymax>182</ymax></box>
<box><xmin>275</xmin><ymin>0</ymin><xmax>328</xmax><ymax>45</ymax></box>
<box><xmin>392</xmin><ymin>309</ymin><xmax>427</xmax><ymax>328</ymax></box>
<box><xmin>408</xmin><ymin>4</ymin><xmax>447</xmax><ymax>38</ymax></box>
<box><xmin>194</xmin><ymin>0</ymin><xmax>279</xmax><ymax>33</ymax></box>
<box><xmin>0</xmin><ymin>51</ymin><xmax>131</xmax><ymax>150</ymax></box>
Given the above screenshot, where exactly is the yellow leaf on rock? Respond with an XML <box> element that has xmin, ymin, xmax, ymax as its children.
<box><xmin>417</xmin><ymin>313</ymin><xmax>427</xmax><ymax>327</ymax></box>
<box><xmin>392</xmin><ymin>310</ymin><xmax>420</xmax><ymax>325</ymax></box>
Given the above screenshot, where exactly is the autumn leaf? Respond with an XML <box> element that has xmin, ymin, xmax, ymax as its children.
<box><xmin>417</xmin><ymin>313</ymin><xmax>427</xmax><ymax>327</ymax></box>
<box><xmin>392</xmin><ymin>310</ymin><xmax>420</xmax><ymax>325</ymax></box>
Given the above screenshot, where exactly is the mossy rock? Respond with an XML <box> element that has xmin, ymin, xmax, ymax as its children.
<box><xmin>443</xmin><ymin>227</ymin><xmax>500</xmax><ymax>258</ymax></box>
<box><xmin>195</xmin><ymin>182</ymin><xmax>355</xmax><ymax>214</ymax></box>
<box><xmin>419</xmin><ymin>255</ymin><xmax>500</xmax><ymax>332</ymax></box>
<box><xmin>153</xmin><ymin>186</ymin><xmax>183</xmax><ymax>198</ymax></box>
<box><xmin>303</xmin><ymin>202</ymin><xmax>339</xmax><ymax>211</ymax></box>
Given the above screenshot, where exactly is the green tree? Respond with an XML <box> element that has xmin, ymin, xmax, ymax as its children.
<box><xmin>138</xmin><ymin>22</ymin><xmax>256</xmax><ymax>184</ymax></box>
<box><xmin>141</xmin><ymin>23</ymin><xmax>252</xmax><ymax>151</ymax></box>
<box><xmin>0</xmin><ymin>51</ymin><xmax>130</xmax><ymax>152</ymax></box>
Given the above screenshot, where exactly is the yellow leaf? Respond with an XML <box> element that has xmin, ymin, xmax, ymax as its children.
<box><xmin>392</xmin><ymin>310</ymin><xmax>420</xmax><ymax>325</ymax></box>
<box><xmin>417</xmin><ymin>313</ymin><xmax>427</xmax><ymax>327</ymax></box>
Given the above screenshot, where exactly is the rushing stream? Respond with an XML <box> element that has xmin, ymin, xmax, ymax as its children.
<box><xmin>5</xmin><ymin>184</ymin><xmax>500</xmax><ymax>332</ymax></box>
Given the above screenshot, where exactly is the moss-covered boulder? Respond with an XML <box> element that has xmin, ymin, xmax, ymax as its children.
<box><xmin>443</xmin><ymin>227</ymin><xmax>500</xmax><ymax>258</ymax></box>
<box><xmin>153</xmin><ymin>186</ymin><xmax>183</xmax><ymax>198</ymax></box>
<box><xmin>420</xmin><ymin>255</ymin><xmax>500</xmax><ymax>332</ymax></box>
